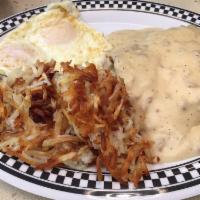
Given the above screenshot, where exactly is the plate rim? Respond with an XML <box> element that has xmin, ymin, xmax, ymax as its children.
<box><xmin>0</xmin><ymin>0</ymin><xmax>200</xmax><ymax>24</ymax></box>
<box><xmin>0</xmin><ymin>0</ymin><xmax>200</xmax><ymax>199</ymax></box>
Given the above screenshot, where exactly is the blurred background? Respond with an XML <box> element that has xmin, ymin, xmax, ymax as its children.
<box><xmin>0</xmin><ymin>0</ymin><xmax>58</xmax><ymax>20</ymax></box>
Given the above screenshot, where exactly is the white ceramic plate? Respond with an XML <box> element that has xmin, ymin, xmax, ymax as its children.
<box><xmin>0</xmin><ymin>1</ymin><xmax>200</xmax><ymax>200</ymax></box>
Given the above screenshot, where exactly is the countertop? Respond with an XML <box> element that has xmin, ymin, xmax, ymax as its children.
<box><xmin>0</xmin><ymin>0</ymin><xmax>200</xmax><ymax>200</ymax></box>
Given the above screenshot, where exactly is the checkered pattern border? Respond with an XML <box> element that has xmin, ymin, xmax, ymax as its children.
<box><xmin>0</xmin><ymin>8</ymin><xmax>45</xmax><ymax>35</ymax></box>
<box><xmin>0</xmin><ymin>152</ymin><xmax>200</xmax><ymax>190</ymax></box>
<box><xmin>75</xmin><ymin>1</ymin><xmax>200</xmax><ymax>26</ymax></box>
<box><xmin>0</xmin><ymin>0</ymin><xmax>200</xmax><ymax>36</ymax></box>
<box><xmin>0</xmin><ymin>0</ymin><xmax>200</xmax><ymax>195</ymax></box>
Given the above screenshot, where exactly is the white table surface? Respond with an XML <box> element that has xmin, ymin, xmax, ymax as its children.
<box><xmin>0</xmin><ymin>0</ymin><xmax>200</xmax><ymax>199</ymax></box>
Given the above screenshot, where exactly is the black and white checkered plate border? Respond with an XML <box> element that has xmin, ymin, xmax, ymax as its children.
<box><xmin>0</xmin><ymin>0</ymin><xmax>200</xmax><ymax>197</ymax></box>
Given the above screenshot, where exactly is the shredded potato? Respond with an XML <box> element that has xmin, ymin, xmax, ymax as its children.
<box><xmin>0</xmin><ymin>60</ymin><xmax>152</xmax><ymax>186</ymax></box>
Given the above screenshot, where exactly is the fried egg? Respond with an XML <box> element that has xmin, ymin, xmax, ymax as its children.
<box><xmin>1</xmin><ymin>1</ymin><xmax>111</xmax><ymax>72</ymax></box>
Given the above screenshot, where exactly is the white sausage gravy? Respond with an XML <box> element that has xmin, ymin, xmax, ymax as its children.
<box><xmin>107</xmin><ymin>26</ymin><xmax>200</xmax><ymax>162</ymax></box>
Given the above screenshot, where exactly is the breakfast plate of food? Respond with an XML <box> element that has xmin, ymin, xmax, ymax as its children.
<box><xmin>0</xmin><ymin>0</ymin><xmax>200</xmax><ymax>199</ymax></box>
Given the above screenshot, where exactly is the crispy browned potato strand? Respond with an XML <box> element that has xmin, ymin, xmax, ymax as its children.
<box><xmin>0</xmin><ymin>60</ymin><xmax>151</xmax><ymax>186</ymax></box>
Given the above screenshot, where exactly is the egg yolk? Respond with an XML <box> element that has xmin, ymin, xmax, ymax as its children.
<box><xmin>0</xmin><ymin>43</ymin><xmax>41</xmax><ymax>68</ymax></box>
<box><xmin>39</xmin><ymin>20</ymin><xmax>76</xmax><ymax>45</ymax></box>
